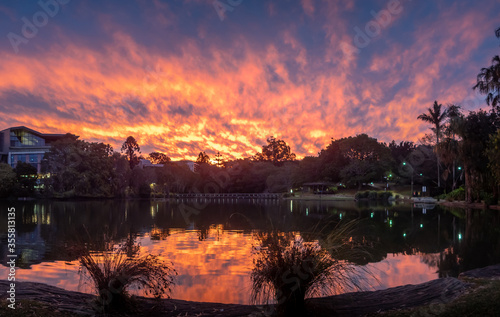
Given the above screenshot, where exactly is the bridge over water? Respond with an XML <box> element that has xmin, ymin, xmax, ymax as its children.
<box><xmin>167</xmin><ymin>193</ymin><xmax>282</xmax><ymax>200</ymax></box>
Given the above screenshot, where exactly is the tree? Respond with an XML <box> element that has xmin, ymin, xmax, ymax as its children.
<box><xmin>451</xmin><ymin>110</ymin><xmax>499</xmax><ymax>202</ymax></box>
<box><xmin>318</xmin><ymin>139</ymin><xmax>349</xmax><ymax>182</ymax></box>
<box><xmin>253</xmin><ymin>136</ymin><xmax>296</xmax><ymax>166</ymax></box>
<box><xmin>487</xmin><ymin>129</ymin><xmax>500</xmax><ymax>198</ymax></box>
<box><xmin>121</xmin><ymin>136</ymin><xmax>141</xmax><ymax>169</ymax></box>
<box><xmin>0</xmin><ymin>163</ymin><xmax>16</xmax><ymax>197</ymax></box>
<box><xmin>148</xmin><ymin>152</ymin><xmax>171</xmax><ymax>164</ymax></box>
<box><xmin>388</xmin><ymin>140</ymin><xmax>416</xmax><ymax>171</ymax></box>
<box><xmin>14</xmin><ymin>162</ymin><xmax>38</xmax><ymax>196</ymax></box>
<box><xmin>214</xmin><ymin>151</ymin><xmax>223</xmax><ymax>167</ymax></box>
<box><xmin>196</xmin><ymin>151</ymin><xmax>211</xmax><ymax>164</ymax></box>
<box><xmin>336</xmin><ymin>134</ymin><xmax>393</xmax><ymax>188</ymax></box>
<box><xmin>43</xmin><ymin>136</ymin><xmax>116</xmax><ymax>197</ymax></box>
<box><xmin>474</xmin><ymin>27</ymin><xmax>500</xmax><ymax>110</ymax></box>
<box><xmin>436</xmin><ymin>105</ymin><xmax>462</xmax><ymax>190</ymax></box>
<box><xmin>418</xmin><ymin>101</ymin><xmax>450</xmax><ymax>187</ymax></box>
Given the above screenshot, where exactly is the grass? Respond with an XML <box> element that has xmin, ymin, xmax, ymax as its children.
<box><xmin>0</xmin><ymin>300</ymin><xmax>79</xmax><ymax>317</ymax></box>
<box><xmin>374</xmin><ymin>279</ymin><xmax>500</xmax><ymax>317</ymax></box>
<box><xmin>76</xmin><ymin>232</ymin><xmax>177</xmax><ymax>313</ymax></box>
<box><xmin>250</xmin><ymin>220</ymin><xmax>369</xmax><ymax>316</ymax></box>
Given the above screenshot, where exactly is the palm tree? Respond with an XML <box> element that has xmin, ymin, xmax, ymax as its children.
<box><xmin>418</xmin><ymin>101</ymin><xmax>449</xmax><ymax>187</ymax></box>
<box><xmin>473</xmin><ymin>27</ymin><xmax>500</xmax><ymax>109</ymax></box>
<box><xmin>437</xmin><ymin>105</ymin><xmax>462</xmax><ymax>190</ymax></box>
<box><xmin>474</xmin><ymin>55</ymin><xmax>500</xmax><ymax>109</ymax></box>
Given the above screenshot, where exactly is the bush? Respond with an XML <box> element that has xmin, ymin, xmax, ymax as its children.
<box><xmin>367</xmin><ymin>191</ymin><xmax>378</xmax><ymax>200</ymax></box>
<box><xmin>377</xmin><ymin>191</ymin><xmax>393</xmax><ymax>201</ymax></box>
<box><xmin>447</xmin><ymin>187</ymin><xmax>465</xmax><ymax>201</ymax></box>
<box><xmin>250</xmin><ymin>229</ymin><xmax>364</xmax><ymax>316</ymax></box>
<box><xmin>481</xmin><ymin>192</ymin><xmax>497</xmax><ymax>206</ymax></box>
<box><xmin>355</xmin><ymin>191</ymin><xmax>367</xmax><ymax>200</ymax></box>
<box><xmin>77</xmin><ymin>234</ymin><xmax>176</xmax><ymax>311</ymax></box>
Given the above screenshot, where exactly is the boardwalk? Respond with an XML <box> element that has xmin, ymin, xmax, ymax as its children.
<box><xmin>167</xmin><ymin>193</ymin><xmax>281</xmax><ymax>199</ymax></box>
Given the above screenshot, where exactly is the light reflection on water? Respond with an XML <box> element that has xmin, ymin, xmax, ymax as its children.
<box><xmin>0</xmin><ymin>199</ymin><xmax>499</xmax><ymax>304</ymax></box>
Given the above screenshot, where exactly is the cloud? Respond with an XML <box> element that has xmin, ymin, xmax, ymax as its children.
<box><xmin>0</xmin><ymin>0</ymin><xmax>498</xmax><ymax>160</ymax></box>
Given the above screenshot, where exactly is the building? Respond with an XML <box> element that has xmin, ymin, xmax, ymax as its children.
<box><xmin>0</xmin><ymin>126</ymin><xmax>71</xmax><ymax>173</ymax></box>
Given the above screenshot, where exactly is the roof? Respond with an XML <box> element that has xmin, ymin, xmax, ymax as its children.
<box><xmin>2</xmin><ymin>126</ymin><xmax>77</xmax><ymax>140</ymax></box>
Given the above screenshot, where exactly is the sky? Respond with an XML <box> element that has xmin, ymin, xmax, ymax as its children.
<box><xmin>0</xmin><ymin>0</ymin><xmax>499</xmax><ymax>161</ymax></box>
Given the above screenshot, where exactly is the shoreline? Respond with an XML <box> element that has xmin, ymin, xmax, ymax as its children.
<box><xmin>2</xmin><ymin>264</ymin><xmax>499</xmax><ymax>316</ymax></box>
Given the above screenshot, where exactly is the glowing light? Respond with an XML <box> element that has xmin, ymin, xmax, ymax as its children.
<box><xmin>403</xmin><ymin>233</ymin><xmax>407</xmax><ymax>237</ymax></box>
<box><xmin>370</xmin><ymin>212</ymin><xmax>374</xmax><ymax>218</ymax></box>
<box><xmin>458</xmin><ymin>233</ymin><xmax>462</xmax><ymax>240</ymax></box>
<box><xmin>420</xmin><ymin>223</ymin><xmax>423</xmax><ymax>228</ymax></box>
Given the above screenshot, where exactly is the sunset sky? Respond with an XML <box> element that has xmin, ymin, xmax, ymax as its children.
<box><xmin>1</xmin><ymin>0</ymin><xmax>499</xmax><ymax>160</ymax></box>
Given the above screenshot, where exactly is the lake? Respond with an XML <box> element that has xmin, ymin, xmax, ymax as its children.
<box><xmin>1</xmin><ymin>199</ymin><xmax>499</xmax><ymax>304</ymax></box>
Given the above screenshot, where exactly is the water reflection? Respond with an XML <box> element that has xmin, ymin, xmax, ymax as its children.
<box><xmin>0</xmin><ymin>200</ymin><xmax>499</xmax><ymax>304</ymax></box>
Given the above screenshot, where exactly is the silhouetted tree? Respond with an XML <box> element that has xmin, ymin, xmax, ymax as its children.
<box><xmin>0</xmin><ymin>163</ymin><xmax>16</xmax><ymax>197</ymax></box>
<box><xmin>121</xmin><ymin>136</ymin><xmax>141</xmax><ymax>169</ymax></box>
<box><xmin>148</xmin><ymin>151</ymin><xmax>171</xmax><ymax>164</ymax></box>
<box><xmin>450</xmin><ymin>110</ymin><xmax>499</xmax><ymax>202</ymax></box>
<box><xmin>473</xmin><ymin>27</ymin><xmax>500</xmax><ymax>110</ymax></box>
<box><xmin>196</xmin><ymin>151</ymin><xmax>211</xmax><ymax>164</ymax></box>
<box><xmin>215</xmin><ymin>151</ymin><xmax>223</xmax><ymax>167</ymax></box>
<box><xmin>337</xmin><ymin>134</ymin><xmax>393</xmax><ymax>188</ymax></box>
<box><xmin>253</xmin><ymin>136</ymin><xmax>296</xmax><ymax>166</ymax></box>
<box><xmin>13</xmin><ymin>162</ymin><xmax>38</xmax><ymax>196</ymax></box>
<box><xmin>418</xmin><ymin>101</ymin><xmax>450</xmax><ymax>187</ymax></box>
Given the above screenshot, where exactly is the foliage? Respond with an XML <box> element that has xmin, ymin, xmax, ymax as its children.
<box><xmin>13</xmin><ymin>162</ymin><xmax>38</xmax><ymax>196</ymax></box>
<box><xmin>355</xmin><ymin>190</ymin><xmax>393</xmax><ymax>201</ymax></box>
<box><xmin>444</xmin><ymin>187</ymin><xmax>465</xmax><ymax>201</ymax></box>
<box><xmin>487</xmin><ymin>129</ymin><xmax>500</xmax><ymax>186</ymax></box>
<box><xmin>214</xmin><ymin>151</ymin><xmax>223</xmax><ymax>167</ymax></box>
<box><xmin>388</xmin><ymin>140</ymin><xmax>416</xmax><ymax>166</ymax></box>
<box><xmin>253</xmin><ymin>136</ymin><xmax>296</xmax><ymax>166</ymax></box>
<box><xmin>148</xmin><ymin>151</ymin><xmax>171</xmax><ymax>164</ymax></box>
<box><xmin>250</xmin><ymin>229</ymin><xmax>362</xmax><ymax>316</ymax></box>
<box><xmin>196</xmin><ymin>151</ymin><xmax>211</xmax><ymax>164</ymax></box>
<box><xmin>77</xmin><ymin>234</ymin><xmax>176</xmax><ymax>310</ymax></box>
<box><xmin>0</xmin><ymin>163</ymin><xmax>16</xmax><ymax>197</ymax></box>
<box><xmin>474</xmin><ymin>52</ymin><xmax>500</xmax><ymax>110</ymax></box>
<box><xmin>417</xmin><ymin>101</ymin><xmax>453</xmax><ymax>188</ymax></box>
<box><xmin>121</xmin><ymin>136</ymin><xmax>141</xmax><ymax>169</ymax></box>
<box><xmin>42</xmin><ymin>135</ymin><xmax>116</xmax><ymax>198</ymax></box>
<box><xmin>451</xmin><ymin>110</ymin><xmax>499</xmax><ymax>202</ymax></box>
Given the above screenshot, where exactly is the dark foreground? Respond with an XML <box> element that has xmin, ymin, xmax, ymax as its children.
<box><xmin>1</xmin><ymin>265</ymin><xmax>500</xmax><ymax>316</ymax></box>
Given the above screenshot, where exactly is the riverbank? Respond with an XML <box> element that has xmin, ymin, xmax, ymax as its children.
<box><xmin>2</xmin><ymin>264</ymin><xmax>499</xmax><ymax>316</ymax></box>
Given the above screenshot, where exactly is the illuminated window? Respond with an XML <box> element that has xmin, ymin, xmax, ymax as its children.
<box><xmin>10</xmin><ymin>130</ymin><xmax>45</xmax><ymax>147</ymax></box>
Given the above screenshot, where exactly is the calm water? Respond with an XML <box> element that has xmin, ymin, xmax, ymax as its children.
<box><xmin>1</xmin><ymin>199</ymin><xmax>499</xmax><ymax>304</ymax></box>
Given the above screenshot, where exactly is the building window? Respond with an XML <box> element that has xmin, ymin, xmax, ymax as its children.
<box><xmin>17</xmin><ymin>154</ymin><xmax>27</xmax><ymax>163</ymax></box>
<box><xmin>10</xmin><ymin>130</ymin><xmax>45</xmax><ymax>147</ymax></box>
<box><xmin>29</xmin><ymin>154</ymin><xmax>38</xmax><ymax>163</ymax></box>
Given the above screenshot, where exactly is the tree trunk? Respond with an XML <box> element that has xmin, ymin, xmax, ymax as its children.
<box><xmin>436</xmin><ymin>134</ymin><xmax>441</xmax><ymax>188</ymax></box>
<box><xmin>464</xmin><ymin>166</ymin><xmax>472</xmax><ymax>203</ymax></box>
